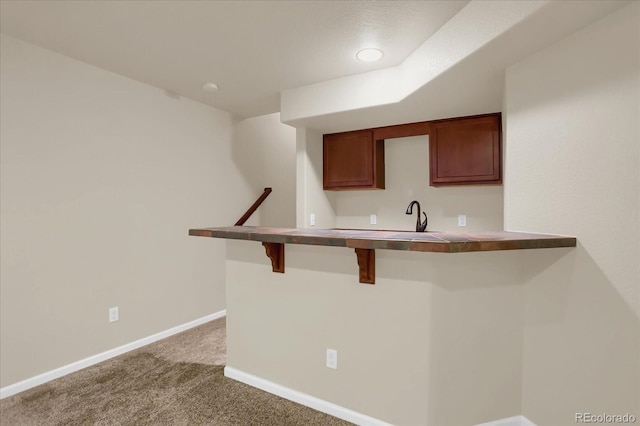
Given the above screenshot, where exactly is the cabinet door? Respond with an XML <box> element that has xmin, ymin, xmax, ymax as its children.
<box><xmin>429</xmin><ymin>114</ymin><xmax>501</xmax><ymax>186</ymax></box>
<box><xmin>323</xmin><ymin>130</ymin><xmax>384</xmax><ymax>190</ymax></box>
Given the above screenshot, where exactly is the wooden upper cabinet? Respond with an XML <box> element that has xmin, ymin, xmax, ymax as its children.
<box><xmin>323</xmin><ymin>129</ymin><xmax>385</xmax><ymax>190</ymax></box>
<box><xmin>429</xmin><ymin>113</ymin><xmax>501</xmax><ymax>186</ymax></box>
<box><xmin>323</xmin><ymin>113</ymin><xmax>501</xmax><ymax>191</ymax></box>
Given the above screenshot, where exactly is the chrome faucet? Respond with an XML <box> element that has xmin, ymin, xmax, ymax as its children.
<box><xmin>406</xmin><ymin>200</ymin><xmax>428</xmax><ymax>232</ymax></box>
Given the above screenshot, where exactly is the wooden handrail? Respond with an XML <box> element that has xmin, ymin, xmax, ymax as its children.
<box><xmin>234</xmin><ymin>187</ymin><xmax>273</xmax><ymax>226</ymax></box>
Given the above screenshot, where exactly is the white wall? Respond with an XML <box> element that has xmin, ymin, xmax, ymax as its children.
<box><xmin>504</xmin><ymin>3</ymin><xmax>639</xmax><ymax>424</ymax></box>
<box><xmin>226</xmin><ymin>240</ymin><xmax>526</xmax><ymax>426</ymax></box>
<box><xmin>232</xmin><ymin>113</ymin><xmax>296</xmax><ymax>228</ymax></box>
<box><xmin>0</xmin><ymin>34</ymin><xmax>256</xmax><ymax>387</ymax></box>
<box><xmin>333</xmin><ymin>135</ymin><xmax>503</xmax><ymax>232</ymax></box>
<box><xmin>296</xmin><ymin>127</ymin><xmax>336</xmax><ymax>229</ymax></box>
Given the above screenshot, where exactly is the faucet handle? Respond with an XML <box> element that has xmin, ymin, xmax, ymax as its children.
<box><xmin>420</xmin><ymin>212</ymin><xmax>428</xmax><ymax>232</ymax></box>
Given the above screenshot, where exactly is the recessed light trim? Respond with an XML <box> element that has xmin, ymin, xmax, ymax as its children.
<box><xmin>202</xmin><ymin>82</ymin><xmax>219</xmax><ymax>92</ymax></box>
<box><xmin>356</xmin><ymin>48</ymin><xmax>383</xmax><ymax>62</ymax></box>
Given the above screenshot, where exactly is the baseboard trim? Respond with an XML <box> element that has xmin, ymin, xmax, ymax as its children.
<box><xmin>0</xmin><ymin>310</ymin><xmax>226</xmax><ymax>400</ymax></box>
<box><xmin>475</xmin><ymin>415</ymin><xmax>537</xmax><ymax>426</ymax></box>
<box><xmin>224</xmin><ymin>366</ymin><xmax>392</xmax><ymax>426</ymax></box>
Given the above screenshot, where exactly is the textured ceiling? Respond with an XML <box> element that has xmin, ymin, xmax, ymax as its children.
<box><xmin>0</xmin><ymin>0</ymin><xmax>469</xmax><ymax>118</ymax></box>
<box><xmin>279</xmin><ymin>0</ymin><xmax>632</xmax><ymax>133</ymax></box>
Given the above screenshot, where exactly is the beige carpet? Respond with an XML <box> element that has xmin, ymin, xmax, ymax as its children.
<box><xmin>0</xmin><ymin>317</ymin><xmax>352</xmax><ymax>425</ymax></box>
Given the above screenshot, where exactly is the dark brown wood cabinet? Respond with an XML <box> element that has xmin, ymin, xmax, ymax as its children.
<box><xmin>323</xmin><ymin>129</ymin><xmax>385</xmax><ymax>190</ymax></box>
<box><xmin>323</xmin><ymin>113</ymin><xmax>501</xmax><ymax>190</ymax></box>
<box><xmin>429</xmin><ymin>114</ymin><xmax>501</xmax><ymax>186</ymax></box>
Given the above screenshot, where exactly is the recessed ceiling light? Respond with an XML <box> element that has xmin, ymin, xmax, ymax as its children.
<box><xmin>202</xmin><ymin>82</ymin><xmax>219</xmax><ymax>92</ymax></box>
<box><xmin>356</xmin><ymin>48</ymin><xmax>383</xmax><ymax>62</ymax></box>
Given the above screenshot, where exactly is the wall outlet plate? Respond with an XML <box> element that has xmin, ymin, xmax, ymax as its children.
<box><xmin>458</xmin><ymin>215</ymin><xmax>467</xmax><ymax>227</ymax></box>
<box><xmin>370</xmin><ymin>214</ymin><xmax>377</xmax><ymax>225</ymax></box>
<box><xmin>326</xmin><ymin>348</ymin><xmax>337</xmax><ymax>369</ymax></box>
<box><xmin>310</xmin><ymin>213</ymin><xmax>316</xmax><ymax>226</ymax></box>
<box><xmin>109</xmin><ymin>307</ymin><xmax>119</xmax><ymax>323</ymax></box>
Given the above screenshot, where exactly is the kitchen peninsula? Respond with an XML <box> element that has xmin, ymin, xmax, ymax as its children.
<box><xmin>189</xmin><ymin>226</ymin><xmax>576</xmax><ymax>284</ymax></box>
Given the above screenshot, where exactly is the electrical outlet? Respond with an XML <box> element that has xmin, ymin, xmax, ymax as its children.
<box><xmin>326</xmin><ymin>348</ymin><xmax>337</xmax><ymax>369</ymax></box>
<box><xmin>370</xmin><ymin>214</ymin><xmax>377</xmax><ymax>225</ymax></box>
<box><xmin>109</xmin><ymin>307</ymin><xmax>119</xmax><ymax>323</ymax></box>
<box><xmin>458</xmin><ymin>215</ymin><xmax>467</xmax><ymax>227</ymax></box>
<box><xmin>310</xmin><ymin>213</ymin><xmax>316</xmax><ymax>226</ymax></box>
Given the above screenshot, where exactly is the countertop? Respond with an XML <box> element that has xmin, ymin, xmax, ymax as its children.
<box><xmin>188</xmin><ymin>226</ymin><xmax>576</xmax><ymax>253</ymax></box>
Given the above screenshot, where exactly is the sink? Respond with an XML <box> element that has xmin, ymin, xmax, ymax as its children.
<box><xmin>331</xmin><ymin>228</ymin><xmax>440</xmax><ymax>233</ymax></box>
